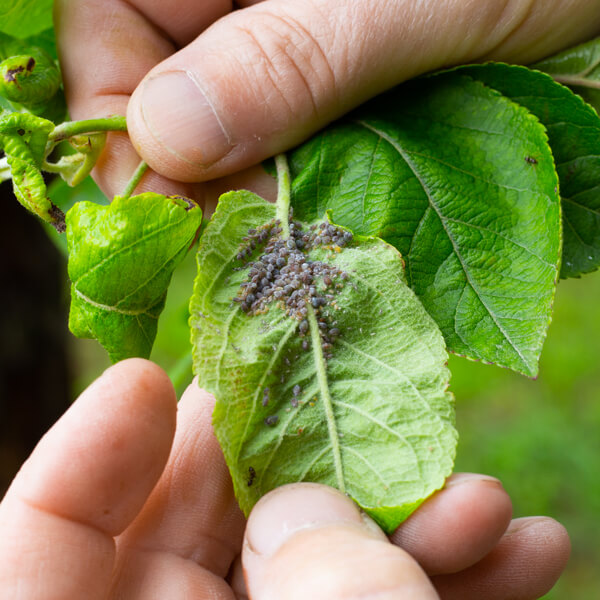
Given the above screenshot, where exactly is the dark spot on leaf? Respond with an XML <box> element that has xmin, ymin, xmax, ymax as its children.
<box><xmin>247</xmin><ymin>466</ymin><xmax>256</xmax><ymax>486</ymax></box>
<box><xmin>169</xmin><ymin>195</ymin><xmax>197</xmax><ymax>211</ymax></box>
<box><xmin>4</xmin><ymin>65</ymin><xmax>24</xmax><ymax>83</ymax></box>
<box><xmin>524</xmin><ymin>156</ymin><xmax>537</xmax><ymax>165</ymax></box>
<box><xmin>17</xmin><ymin>129</ymin><xmax>25</xmax><ymax>136</ymax></box>
<box><xmin>48</xmin><ymin>204</ymin><xmax>66</xmax><ymax>233</ymax></box>
<box><xmin>26</xmin><ymin>57</ymin><xmax>36</xmax><ymax>71</ymax></box>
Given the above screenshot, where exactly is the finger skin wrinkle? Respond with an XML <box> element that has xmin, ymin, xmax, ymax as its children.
<box><xmin>123</xmin><ymin>0</ymin><xmax>233</xmax><ymax>47</ymax></box>
<box><xmin>229</xmin><ymin>7</ymin><xmax>338</xmax><ymax>129</ymax></box>
<box><xmin>478</xmin><ymin>0</ymin><xmax>600</xmax><ymax>62</ymax></box>
<box><xmin>120</xmin><ymin>0</ymin><xmax>180</xmax><ymax>51</ymax></box>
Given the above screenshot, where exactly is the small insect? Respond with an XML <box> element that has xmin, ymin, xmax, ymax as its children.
<box><xmin>247</xmin><ymin>466</ymin><xmax>256</xmax><ymax>486</ymax></box>
<box><xmin>264</xmin><ymin>415</ymin><xmax>279</xmax><ymax>426</ymax></box>
<box><xmin>262</xmin><ymin>387</ymin><xmax>270</xmax><ymax>407</ymax></box>
<box><xmin>524</xmin><ymin>156</ymin><xmax>538</xmax><ymax>165</ymax></box>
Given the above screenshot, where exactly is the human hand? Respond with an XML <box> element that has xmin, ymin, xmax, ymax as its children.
<box><xmin>0</xmin><ymin>359</ymin><xmax>569</xmax><ymax>599</ymax></box>
<box><xmin>55</xmin><ymin>0</ymin><xmax>600</xmax><ymax>209</ymax></box>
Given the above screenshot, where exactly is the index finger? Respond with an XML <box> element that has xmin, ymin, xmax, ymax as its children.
<box><xmin>0</xmin><ymin>359</ymin><xmax>176</xmax><ymax>600</ymax></box>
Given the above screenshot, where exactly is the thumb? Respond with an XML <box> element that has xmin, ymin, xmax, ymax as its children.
<box><xmin>126</xmin><ymin>0</ymin><xmax>600</xmax><ymax>183</ymax></box>
<box><xmin>241</xmin><ymin>483</ymin><xmax>438</xmax><ymax>600</ymax></box>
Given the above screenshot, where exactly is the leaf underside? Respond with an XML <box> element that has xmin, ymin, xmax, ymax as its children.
<box><xmin>190</xmin><ymin>190</ymin><xmax>456</xmax><ymax>533</ymax></box>
<box><xmin>286</xmin><ymin>72</ymin><xmax>561</xmax><ymax>376</ymax></box>
<box><xmin>67</xmin><ymin>193</ymin><xmax>202</xmax><ymax>362</ymax></box>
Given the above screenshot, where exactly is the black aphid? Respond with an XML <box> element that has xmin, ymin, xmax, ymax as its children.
<box><xmin>247</xmin><ymin>466</ymin><xmax>256</xmax><ymax>486</ymax></box>
<box><xmin>264</xmin><ymin>415</ymin><xmax>279</xmax><ymax>426</ymax></box>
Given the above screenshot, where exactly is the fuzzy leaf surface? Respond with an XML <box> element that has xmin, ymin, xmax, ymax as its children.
<box><xmin>287</xmin><ymin>74</ymin><xmax>561</xmax><ymax>376</ymax></box>
<box><xmin>454</xmin><ymin>63</ymin><xmax>600</xmax><ymax>278</ymax></box>
<box><xmin>67</xmin><ymin>193</ymin><xmax>202</xmax><ymax>362</ymax></box>
<box><xmin>190</xmin><ymin>190</ymin><xmax>456</xmax><ymax>533</ymax></box>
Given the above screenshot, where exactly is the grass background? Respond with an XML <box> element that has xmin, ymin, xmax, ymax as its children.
<box><xmin>68</xmin><ymin>238</ymin><xmax>600</xmax><ymax>598</ymax></box>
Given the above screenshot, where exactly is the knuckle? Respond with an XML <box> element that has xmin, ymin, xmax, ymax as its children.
<box><xmin>230</xmin><ymin>7</ymin><xmax>339</xmax><ymax>126</ymax></box>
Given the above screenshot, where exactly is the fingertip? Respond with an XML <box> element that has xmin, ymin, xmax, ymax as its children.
<box><xmin>243</xmin><ymin>484</ymin><xmax>437</xmax><ymax>600</ymax></box>
<box><xmin>431</xmin><ymin>516</ymin><xmax>571</xmax><ymax>600</ymax></box>
<box><xmin>391</xmin><ymin>473</ymin><xmax>513</xmax><ymax>575</ymax></box>
<box><xmin>12</xmin><ymin>359</ymin><xmax>178</xmax><ymax>535</ymax></box>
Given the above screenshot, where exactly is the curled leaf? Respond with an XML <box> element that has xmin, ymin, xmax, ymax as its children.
<box><xmin>0</xmin><ymin>32</ymin><xmax>65</xmax><ymax>122</ymax></box>
<box><xmin>67</xmin><ymin>193</ymin><xmax>203</xmax><ymax>362</ymax></box>
<box><xmin>44</xmin><ymin>132</ymin><xmax>107</xmax><ymax>187</ymax></box>
<box><xmin>0</xmin><ymin>110</ymin><xmax>64</xmax><ymax>230</ymax></box>
<box><xmin>190</xmin><ymin>190</ymin><xmax>456</xmax><ymax>533</ymax></box>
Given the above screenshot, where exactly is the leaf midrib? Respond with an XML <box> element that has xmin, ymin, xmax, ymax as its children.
<box><xmin>308</xmin><ymin>304</ymin><xmax>345</xmax><ymax>492</ymax></box>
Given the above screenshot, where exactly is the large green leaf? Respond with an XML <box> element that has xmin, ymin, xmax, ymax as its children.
<box><xmin>190</xmin><ymin>190</ymin><xmax>456</xmax><ymax>533</ymax></box>
<box><xmin>454</xmin><ymin>63</ymin><xmax>600</xmax><ymax>279</ymax></box>
<box><xmin>0</xmin><ymin>0</ymin><xmax>54</xmax><ymax>39</ymax></box>
<box><xmin>534</xmin><ymin>36</ymin><xmax>600</xmax><ymax>115</ymax></box>
<box><xmin>67</xmin><ymin>193</ymin><xmax>202</xmax><ymax>362</ymax></box>
<box><xmin>287</xmin><ymin>73</ymin><xmax>561</xmax><ymax>376</ymax></box>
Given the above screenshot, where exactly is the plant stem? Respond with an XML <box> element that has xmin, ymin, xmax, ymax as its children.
<box><xmin>548</xmin><ymin>74</ymin><xmax>600</xmax><ymax>90</ymax></box>
<box><xmin>49</xmin><ymin>116</ymin><xmax>127</xmax><ymax>142</ymax></box>
<box><xmin>275</xmin><ymin>154</ymin><xmax>291</xmax><ymax>237</ymax></box>
<box><xmin>121</xmin><ymin>160</ymin><xmax>149</xmax><ymax>198</ymax></box>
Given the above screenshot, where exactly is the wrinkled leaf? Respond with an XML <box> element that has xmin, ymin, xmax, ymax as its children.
<box><xmin>0</xmin><ymin>31</ymin><xmax>66</xmax><ymax>122</ymax></box>
<box><xmin>286</xmin><ymin>73</ymin><xmax>561</xmax><ymax>376</ymax></box>
<box><xmin>67</xmin><ymin>193</ymin><xmax>202</xmax><ymax>362</ymax></box>
<box><xmin>534</xmin><ymin>36</ymin><xmax>600</xmax><ymax>115</ymax></box>
<box><xmin>190</xmin><ymin>190</ymin><xmax>456</xmax><ymax>532</ymax></box>
<box><xmin>0</xmin><ymin>110</ymin><xmax>64</xmax><ymax>229</ymax></box>
<box><xmin>454</xmin><ymin>63</ymin><xmax>600</xmax><ymax>278</ymax></box>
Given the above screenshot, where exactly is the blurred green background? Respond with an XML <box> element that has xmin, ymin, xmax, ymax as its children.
<box><xmin>1</xmin><ymin>176</ymin><xmax>599</xmax><ymax>598</ymax></box>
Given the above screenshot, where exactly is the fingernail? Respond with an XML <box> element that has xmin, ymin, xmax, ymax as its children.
<box><xmin>505</xmin><ymin>516</ymin><xmax>549</xmax><ymax>536</ymax></box>
<box><xmin>140</xmin><ymin>71</ymin><xmax>232</xmax><ymax>167</ymax></box>
<box><xmin>445</xmin><ymin>473</ymin><xmax>502</xmax><ymax>487</ymax></box>
<box><xmin>246</xmin><ymin>483</ymin><xmax>378</xmax><ymax>557</ymax></box>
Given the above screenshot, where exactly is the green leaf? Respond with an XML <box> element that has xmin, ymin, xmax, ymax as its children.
<box><xmin>286</xmin><ymin>74</ymin><xmax>561</xmax><ymax>376</ymax></box>
<box><xmin>0</xmin><ymin>0</ymin><xmax>54</xmax><ymax>39</ymax></box>
<box><xmin>67</xmin><ymin>193</ymin><xmax>202</xmax><ymax>363</ymax></box>
<box><xmin>454</xmin><ymin>63</ymin><xmax>600</xmax><ymax>279</ymax></box>
<box><xmin>533</xmin><ymin>36</ymin><xmax>600</xmax><ymax>115</ymax></box>
<box><xmin>0</xmin><ymin>110</ymin><xmax>65</xmax><ymax>230</ymax></box>
<box><xmin>190</xmin><ymin>190</ymin><xmax>456</xmax><ymax>533</ymax></box>
<box><xmin>0</xmin><ymin>31</ymin><xmax>66</xmax><ymax>122</ymax></box>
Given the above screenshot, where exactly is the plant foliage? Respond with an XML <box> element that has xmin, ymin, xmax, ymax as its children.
<box><xmin>2</xmin><ymin>2</ymin><xmax>600</xmax><ymax>529</ymax></box>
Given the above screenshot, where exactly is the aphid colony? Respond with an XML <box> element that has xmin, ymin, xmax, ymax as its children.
<box><xmin>233</xmin><ymin>216</ymin><xmax>353</xmax><ymax>342</ymax></box>
<box><xmin>232</xmin><ymin>214</ymin><xmax>353</xmax><ymax>429</ymax></box>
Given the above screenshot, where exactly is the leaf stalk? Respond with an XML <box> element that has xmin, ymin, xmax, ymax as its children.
<box><xmin>275</xmin><ymin>153</ymin><xmax>291</xmax><ymax>237</ymax></box>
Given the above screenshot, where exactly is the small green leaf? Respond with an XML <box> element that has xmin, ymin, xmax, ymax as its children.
<box><xmin>67</xmin><ymin>193</ymin><xmax>202</xmax><ymax>363</ymax></box>
<box><xmin>533</xmin><ymin>36</ymin><xmax>600</xmax><ymax>115</ymax></box>
<box><xmin>286</xmin><ymin>74</ymin><xmax>561</xmax><ymax>376</ymax></box>
<box><xmin>0</xmin><ymin>110</ymin><xmax>65</xmax><ymax>229</ymax></box>
<box><xmin>453</xmin><ymin>63</ymin><xmax>600</xmax><ymax>279</ymax></box>
<box><xmin>190</xmin><ymin>190</ymin><xmax>456</xmax><ymax>533</ymax></box>
<box><xmin>0</xmin><ymin>0</ymin><xmax>54</xmax><ymax>39</ymax></box>
<box><xmin>0</xmin><ymin>32</ymin><xmax>66</xmax><ymax>122</ymax></box>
